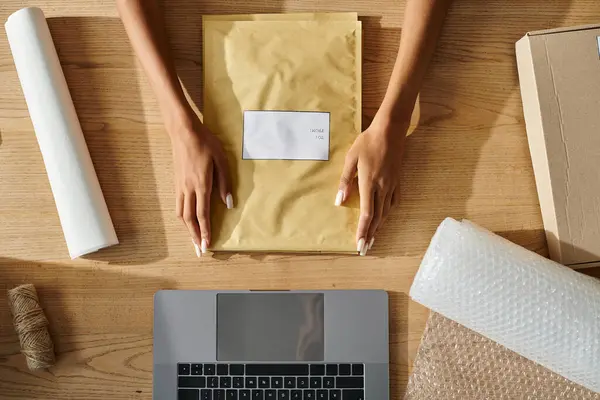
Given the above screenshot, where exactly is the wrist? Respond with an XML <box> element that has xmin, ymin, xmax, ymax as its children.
<box><xmin>379</xmin><ymin>93</ymin><xmax>417</xmax><ymax>121</ymax></box>
<box><xmin>163</xmin><ymin>103</ymin><xmax>196</xmax><ymax>139</ymax></box>
<box><xmin>372</xmin><ymin>107</ymin><xmax>410</xmax><ymax>136</ymax></box>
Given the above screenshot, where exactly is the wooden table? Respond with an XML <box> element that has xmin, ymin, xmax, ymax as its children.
<box><xmin>1</xmin><ymin>0</ymin><xmax>599</xmax><ymax>398</ymax></box>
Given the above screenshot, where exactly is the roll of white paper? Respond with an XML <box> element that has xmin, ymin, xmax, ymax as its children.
<box><xmin>410</xmin><ymin>218</ymin><xmax>600</xmax><ymax>393</ymax></box>
<box><xmin>5</xmin><ymin>7</ymin><xmax>118</xmax><ymax>258</ymax></box>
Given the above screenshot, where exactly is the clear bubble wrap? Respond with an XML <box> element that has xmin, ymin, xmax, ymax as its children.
<box><xmin>405</xmin><ymin>312</ymin><xmax>600</xmax><ymax>400</ymax></box>
<box><xmin>409</xmin><ymin>218</ymin><xmax>600</xmax><ymax>393</ymax></box>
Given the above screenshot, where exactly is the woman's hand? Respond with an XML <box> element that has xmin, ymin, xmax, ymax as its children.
<box><xmin>171</xmin><ymin>118</ymin><xmax>232</xmax><ymax>256</ymax></box>
<box><xmin>335</xmin><ymin>114</ymin><xmax>408</xmax><ymax>256</ymax></box>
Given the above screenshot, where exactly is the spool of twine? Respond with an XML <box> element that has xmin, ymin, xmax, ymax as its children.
<box><xmin>7</xmin><ymin>284</ymin><xmax>55</xmax><ymax>370</ymax></box>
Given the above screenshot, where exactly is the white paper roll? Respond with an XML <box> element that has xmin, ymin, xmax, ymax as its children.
<box><xmin>410</xmin><ymin>218</ymin><xmax>600</xmax><ymax>393</ymax></box>
<box><xmin>5</xmin><ymin>7</ymin><xmax>118</xmax><ymax>258</ymax></box>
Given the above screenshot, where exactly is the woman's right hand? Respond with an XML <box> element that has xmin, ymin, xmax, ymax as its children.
<box><xmin>170</xmin><ymin>117</ymin><xmax>232</xmax><ymax>256</ymax></box>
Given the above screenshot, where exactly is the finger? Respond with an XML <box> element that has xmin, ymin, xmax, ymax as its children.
<box><xmin>183</xmin><ymin>191</ymin><xmax>202</xmax><ymax>256</ymax></box>
<box><xmin>391</xmin><ymin>188</ymin><xmax>400</xmax><ymax>206</ymax></box>
<box><xmin>357</xmin><ymin>173</ymin><xmax>375</xmax><ymax>256</ymax></box>
<box><xmin>214</xmin><ymin>154</ymin><xmax>233</xmax><ymax>209</ymax></box>
<box><xmin>176</xmin><ymin>191</ymin><xmax>184</xmax><ymax>221</ymax></box>
<box><xmin>196</xmin><ymin>185</ymin><xmax>212</xmax><ymax>255</ymax></box>
<box><xmin>382</xmin><ymin>190</ymin><xmax>394</xmax><ymax>223</ymax></box>
<box><xmin>336</xmin><ymin>151</ymin><xmax>358</xmax><ymax>206</ymax></box>
<box><xmin>367</xmin><ymin>189</ymin><xmax>386</xmax><ymax>244</ymax></box>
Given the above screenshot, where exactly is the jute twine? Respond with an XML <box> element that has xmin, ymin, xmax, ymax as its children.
<box><xmin>7</xmin><ymin>284</ymin><xmax>55</xmax><ymax>370</ymax></box>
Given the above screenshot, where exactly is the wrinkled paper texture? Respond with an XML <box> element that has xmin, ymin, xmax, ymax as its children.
<box><xmin>204</xmin><ymin>14</ymin><xmax>361</xmax><ymax>252</ymax></box>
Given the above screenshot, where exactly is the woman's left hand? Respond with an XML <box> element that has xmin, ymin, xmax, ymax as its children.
<box><xmin>335</xmin><ymin>114</ymin><xmax>409</xmax><ymax>256</ymax></box>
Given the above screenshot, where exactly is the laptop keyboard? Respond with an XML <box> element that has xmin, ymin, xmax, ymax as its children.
<box><xmin>177</xmin><ymin>363</ymin><xmax>365</xmax><ymax>400</ymax></box>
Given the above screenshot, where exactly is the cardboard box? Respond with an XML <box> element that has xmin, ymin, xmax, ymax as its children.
<box><xmin>516</xmin><ymin>24</ymin><xmax>600</xmax><ymax>268</ymax></box>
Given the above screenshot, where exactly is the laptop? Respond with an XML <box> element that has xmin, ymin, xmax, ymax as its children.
<box><xmin>154</xmin><ymin>290</ymin><xmax>389</xmax><ymax>400</ymax></box>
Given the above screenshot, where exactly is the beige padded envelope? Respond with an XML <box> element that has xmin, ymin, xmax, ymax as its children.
<box><xmin>203</xmin><ymin>14</ymin><xmax>362</xmax><ymax>252</ymax></box>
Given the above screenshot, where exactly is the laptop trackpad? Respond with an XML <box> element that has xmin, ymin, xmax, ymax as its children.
<box><xmin>217</xmin><ymin>293</ymin><xmax>324</xmax><ymax>362</ymax></box>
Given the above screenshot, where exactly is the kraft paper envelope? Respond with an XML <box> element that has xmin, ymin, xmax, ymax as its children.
<box><xmin>203</xmin><ymin>16</ymin><xmax>362</xmax><ymax>252</ymax></box>
<box><xmin>203</xmin><ymin>12</ymin><xmax>358</xmax><ymax>22</ymax></box>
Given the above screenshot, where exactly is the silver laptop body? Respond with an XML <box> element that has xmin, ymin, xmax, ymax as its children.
<box><xmin>154</xmin><ymin>290</ymin><xmax>389</xmax><ymax>400</ymax></box>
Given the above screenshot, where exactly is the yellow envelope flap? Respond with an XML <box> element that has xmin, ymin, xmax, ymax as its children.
<box><xmin>203</xmin><ymin>12</ymin><xmax>358</xmax><ymax>22</ymax></box>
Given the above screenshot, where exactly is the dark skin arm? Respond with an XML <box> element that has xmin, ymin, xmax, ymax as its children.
<box><xmin>337</xmin><ymin>0</ymin><xmax>452</xmax><ymax>255</ymax></box>
<box><xmin>117</xmin><ymin>0</ymin><xmax>232</xmax><ymax>257</ymax></box>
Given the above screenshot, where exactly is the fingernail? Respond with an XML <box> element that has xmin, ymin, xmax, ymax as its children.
<box><xmin>360</xmin><ymin>243</ymin><xmax>368</xmax><ymax>256</ymax></box>
<box><xmin>357</xmin><ymin>238</ymin><xmax>365</xmax><ymax>254</ymax></box>
<box><xmin>192</xmin><ymin>240</ymin><xmax>201</xmax><ymax>258</ymax></box>
<box><xmin>201</xmin><ymin>239</ymin><xmax>208</xmax><ymax>254</ymax></box>
<box><xmin>226</xmin><ymin>193</ymin><xmax>234</xmax><ymax>209</ymax></box>
<box><xmin>368</xmin><ymin>237</ymin><xmax>375</xmax><ymax>250</ymax></box>
<box><xmin>334</xmin><ymin>190</ymin><xmax>344</xmax><ymax>206</ymax></box>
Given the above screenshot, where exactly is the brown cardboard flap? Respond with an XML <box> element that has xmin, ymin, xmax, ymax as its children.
<box><xmin>526</xmin><ymin>23</ymin><xmax>600</xmax><ymax>36</ymax></box>
<box><xmin>516</xmin><ymin>26</ymin><xmax>600</xmax><ymax>267</ymax></box>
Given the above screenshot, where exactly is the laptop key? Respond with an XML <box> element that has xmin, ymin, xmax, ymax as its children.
<box><xmin>208</xmin><ymin>377</ymin><xmax>219</xmax><ymax>388</ymax></box>
<box><xmin>266</xmin><ymin>389</ymin><xmax>277</xmax><ymax>399</ymax></box>
<box><xmin>341</xmin><ymin>390</ymin><xmax>364</xmax><ymax>400</ymax></box>
<box><xmin>351</xmin><ymin>365</ymin><xmax>363</xmax><ymax>376</ymax></box>
<box><xmin>272</xmin><ymin>377</ymin><xmax>283</xmax><ymax>388</ymax></box>
<box><xmin>291</xmin><ymin>390</ymin><xmax>302</xmax><ymax>400</ymax></box>
<box><xmin>246</xmin><ymin>364</ymin><xmax>309</xmax><ymax>376</ymax></box>
<box><xmin>179</xmin><ymin>388</ymin><xmax>199</xmax><ymax>400</ymax></box>
<box><xmin>246</xmin><ymin>377</ymin><xmax>258</xmax><ymax>388</ymax></box>
<box><xmin>220</xmin><ymin>377</ymin><xmax>232</xmax><ymax>388</ymax></box>
<box><xmin>231</xmin><ymin>364</ymin><xmax>244</xmax><ymax>376</ymax></box>
<box><xmin>201</xmin><ymin>389</ymin><xmax>213</xmax><ymax>400</ymax></box>
<box><xmin>329</xmin><ymin>390</ymin><xmax>340</xmax><ymax>400</ymax></box>
<box><xmin>214</xmin><ymin>389</ymin><xmax>226</xmax><ymax>400</ymax></box>
<box><xmin>310</xmin><ymin>365</ymin><xmax>325</xmax><ymax>376</ymax></box>
<box><xmin>336</xmin><ymin>377</ymin><xmax>363</xmax><ymax>389</ymax></box>
<box><xmin>338</xmin><ymin>365</ymin><xmax>351</xmax><ymax>376</ymax></box>
<box><xmin>204</xmin><ymin>364</ymin><xmax>216</xmax><ymax>375</ymax></box>
<box><xmin>326</xmin><ymin>365</ymin><xmax>338</xmax><ymax>376</ymax></box>
<box><xmin>316</xmin><ymin>390</ymin><xmax>327</xmax><ymax>400</ymax></box>
<box><xmin>284</xmin><ymin>377</ymin><xmax>295</xmax><ymax>388</ymax></box>
<box><xmin>310</xmin><ymin>377</ymin><xmax>321</xmax><ymax>389</ymax></box>
<box><xmin>179</xmin><ymin>364</ymin><xmax>191</xmax><ymax>375</ymax></box>
<box><xmin>227</xmin><ymin>390</ymin><xmax>238</xmax><ymax>400</ymax></box>
<box><xmin>192</xmin><ymin>364</ymin><xmax>203</xmax><ymax>375</ymax></box>
<box><xmin>297</xmin><ymin>377</ymin><xmax>309</xmax><ymax>388</ymax></box>
<box><xmin>217</xmin><ymin>365</ymin><xmax>229</xmax><ymax>375</ymax></box>
<box><xmin>179</xmin><ymin>376</ymin><xmax>207</xmax><ymax>388</ymax></box>
<box><xmin>259</xmin><ymin>377</ymin><xmax>270</xmax><ymax>388</ymax></box>
<box><xmin>240</xmin><ymin>390</ymin><xmax>251</xmax><ymax>400</ymax></box>
<box><xmin>304</xmin><ymin>390</ymin><xmax>315</xmax><ymax>400</ymax></box>
<box><xmin>278</xmin><ymin>389</ymin><xmax>290</xmax><ymax>400</ymax></box>
<box><xmin>323</xmin><ymin>377</ymin><xmax>334</xmax><ymax>389</ymax></box>
<box><xmin>252</xmin><ymin>390</ymin><xmax>264</xmax><ymax>400</ymax></box>
<box><xmin>233</xmin><ymin>377</ymin><xmax>244</xmax><ymax>388</ymax></box>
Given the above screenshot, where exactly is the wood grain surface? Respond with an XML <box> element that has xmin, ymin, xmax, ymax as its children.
<box><xmin>1</xmin><ymin>0</ymin><xmax>600</xmax><ymax>398</ymax></box>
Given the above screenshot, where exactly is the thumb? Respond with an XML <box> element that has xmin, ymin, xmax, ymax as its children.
<box><xmin>336</xmin><ymin>152</ymin><xmax>357</xmax><ymax>206</ymax></box>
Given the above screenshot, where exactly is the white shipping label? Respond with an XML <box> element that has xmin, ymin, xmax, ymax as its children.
<box><xmin>242</xmin><ymin>111</ymin><xmax>330</xmax><ymax>160</ymax></box>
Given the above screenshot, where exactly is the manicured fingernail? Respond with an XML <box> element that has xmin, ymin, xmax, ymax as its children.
<box><xmin>226</xmin><ymin>193</ymin><xmax>234</xmax><ymax>209</ymax></box>
<box><xmin>201</xmin><ymin>239</ymin><xmax>208</xmax><ymax>254</ymax></box>
<box><xmin>192</xmin><ymin>240</ymin><xmax>201</xmax><ymax>258</ymax></box>
<box><xmin>334</xmin><ymin>190</ymin><xmax>344</xmax><ymax>206</ymax></box>
<box><xmin>368</xmin><ymin>237</ymin><xmax>375</xmax><ymax>250</ymax></box>
<box><xmin>357</xmin><ymin>238</ymin><xmax>365</xmax><ymax>254</ymax></box>
<box><xmin>360</xmin><ymin>243</ymin><xmax>368</xmax><ymax>256</ymax></box>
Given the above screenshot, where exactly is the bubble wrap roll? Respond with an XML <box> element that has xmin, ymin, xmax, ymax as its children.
<box><xmin>5</xmin><ymin>7</ymin><xmax>118</xmax><ymax>258</ymax></box>
<box><xmin>410</xmin><ymin>218</ymin><xmax>600</xmax><ymax>393</ymax></box>
<box><xmin>405</xmin><ymin>312</ymin><xmax>600</xmax><ymax>400</ymax></box>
